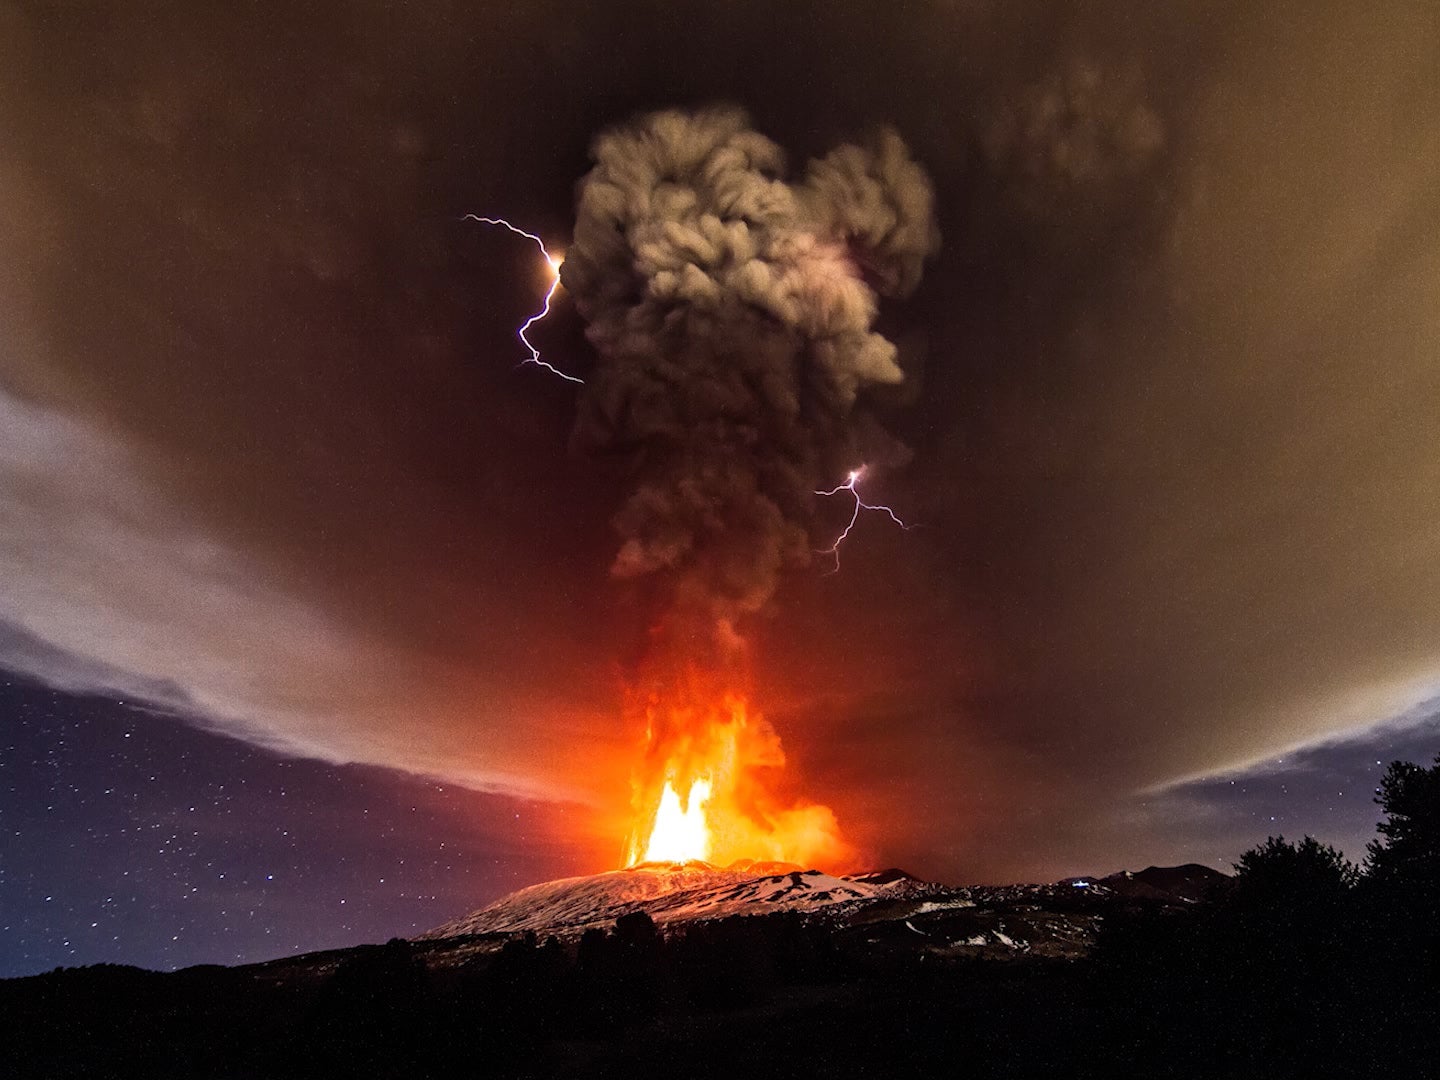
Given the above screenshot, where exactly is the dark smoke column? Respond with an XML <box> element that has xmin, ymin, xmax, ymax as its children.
<box><xmin>561</xmin><ymin>108</ymin><xmax>944</xmax><ymax>869</ymax></box>
<box><xmin>562</xmin><ymin>107</ymin><xmax>938</xmax><ymax>868</ymax></box>
<box><xmin>562</xmin><ymin>106</ymin><xmax>939</xmax><ymax>650</ymax></box>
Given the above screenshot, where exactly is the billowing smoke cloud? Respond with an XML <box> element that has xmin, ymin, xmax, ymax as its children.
<box><xmin>7</xmin><ymin>0</ymin><xmax>1437</xmax><ymax>883</ymax></box>
<box><xmin>561</xmin><ymin>107</ymin><xmax>939</xmax><ymax>637</ymax></box>
<box><xmin>981</xmin><ymin>57</ymin><xmax>1165</xmax><ymax>223</ymax></box>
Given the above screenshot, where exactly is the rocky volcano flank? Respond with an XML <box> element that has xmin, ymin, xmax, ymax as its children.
<box><xmin>420</xmin><ymin>862</ymin><xmax>943</xmax><ymax>939</ymax></box>
<box><xmin>413</xmin><ymin>861</ymin><xmax>1228</xmax><ymax>966</ymax></box>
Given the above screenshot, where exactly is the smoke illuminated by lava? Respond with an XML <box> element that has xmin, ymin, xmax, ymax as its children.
<box><xmin>623</xmin><ymin>672</ymin><xmax>852</xmax><ymax>870</ymax></box>
<box><xmin>556</xmin><ymin>106</ymin><xmax>937</xmax><ymax>871</ymax></box>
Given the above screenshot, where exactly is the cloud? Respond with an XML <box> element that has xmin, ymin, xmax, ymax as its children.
<box><xmin>563</xmin><ymin>106</ymin><xmax>938</xmax><ymax>629</ymax></box>
<box><xmin>980</xmin><ymin>56</ymin><xmax>1165</xmax><ymax>221</ymax></box>
<box><xmin>0</xmin><ymin>389</ymin><xmax>574</xmax><ymax>801</ymax></box>
<box><xmin>2</xmin><ymin>0</ymin><xmax>1438</xmax><ymax>881</ymax></box>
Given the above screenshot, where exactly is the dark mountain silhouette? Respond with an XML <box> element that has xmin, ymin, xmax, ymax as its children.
<box><xmin>1098</xmin><ymin>862</ymin><xmax>1231</xmax><ymax>902</ymax></box>
<box><xmin>3</xmin><ymin>839</ymin><xmax>1433</xmax><ymax>1079</ymax></box>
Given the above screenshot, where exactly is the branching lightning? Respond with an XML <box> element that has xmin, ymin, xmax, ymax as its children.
<box><xmin>461</xmin><ymin>213</ymin><xmax>583</xmax><ymax>385</ymax></box>
<box><xmin>815</xmin><ymin>467</ymin><xmax>909</xmax><ymax>573</ymax></box>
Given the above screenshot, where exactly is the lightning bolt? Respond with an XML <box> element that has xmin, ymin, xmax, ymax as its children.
<box><xmin>462</xmin><ymin>213</ymin><xmax>583</xmax><ymax>385</ymax></box>
<box><xmin>815</xmin><ymin>466</ymin><xmax>909</xmax><ymax>573</ymax></box>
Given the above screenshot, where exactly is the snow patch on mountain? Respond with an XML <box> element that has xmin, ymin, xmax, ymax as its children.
<box><xmin>421</xmin><ymin>862</ymin><xmax>930</xmax><ymax>939</ymax></box>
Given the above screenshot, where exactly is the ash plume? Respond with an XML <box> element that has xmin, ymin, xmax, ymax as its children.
<box><xmin>561</xmin><ymin>106</ymin><xmax>939</xmax><ymax>639</ymax></box>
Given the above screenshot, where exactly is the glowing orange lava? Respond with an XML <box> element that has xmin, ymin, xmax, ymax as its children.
<box><xmin>624</xmin><ymin>682</ymin><xmax>852</xmax><ymax>870</ymax></box>
<box><xmin>638</xmin><ymin>777</ymin><xmax>713</xmax><ymax>863</ymax></box>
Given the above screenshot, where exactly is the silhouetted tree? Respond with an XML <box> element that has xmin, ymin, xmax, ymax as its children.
<box><xmin>1224</xmin><ymin>835</ymin><xmax>1357</xmax><ymax>975</ymax></box>
<box><xmin>1366</xmin><ymin>754</ymin><xmax>1440</xmax><ymax>903</ymax></box>
<box><xmin>1359</xmin><ymin>755</ymin><xmax>1440</xmax><ymax>1069</ymax></box>
<box><xmin>303</xmin><ymin>937</ymin><xmax>438</xmax><ymax>1075</ymax></box>
<box><xmin>1092</xmin><ymin>835</ymin><xmax>1365</xmax><ymax>1077</ymax></box>
<box><xmin>1232</xmin><ymin>835</ymin><xmax>1358</xmax><ymax>904</ymax></box>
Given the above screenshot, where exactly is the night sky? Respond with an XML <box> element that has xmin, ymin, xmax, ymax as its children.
<box><xmin>4</xmin><ymin>2</ymin><xmax>1440</xmax><ymax>978</ymax></box>
<box><xmin>0</xmin><ymin>673</ymin><xmax>581</xmax><ymax>978</ymax></box>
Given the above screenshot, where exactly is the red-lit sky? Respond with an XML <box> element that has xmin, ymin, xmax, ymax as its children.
<box><xmin>4</xmin><ymin>1</ymin><xmax>1439</xmax><ymax>888</ymax></box>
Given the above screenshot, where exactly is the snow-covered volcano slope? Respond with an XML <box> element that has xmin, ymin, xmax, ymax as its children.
<box><xmin>421</xmin><ymin>862</ymin><xmax>936</xmax><ymax>939</ymax></box>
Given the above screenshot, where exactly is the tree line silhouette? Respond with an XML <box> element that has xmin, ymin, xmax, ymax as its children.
<box><xmin>3</xmin><ymin>754</ymin><xmax>1436</xmax><ymax>1079</ymax></box>
<box><xmin>1090</xmin><ymin>752</ymin><xmax>1439</xmax><ymax>1078</ymax></box>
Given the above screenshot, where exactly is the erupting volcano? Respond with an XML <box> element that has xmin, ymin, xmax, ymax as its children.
<box><xmin>623</xmin><ymin>675</ymin><xmax>849</xmax><ymax>870</ymax></box>
<box><xmin>555</xmin><ymin>106</ymin><xmax>939</xmax><ymax>874</ymax></box>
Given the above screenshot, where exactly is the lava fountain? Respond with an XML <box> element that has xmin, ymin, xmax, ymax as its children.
<box><xmin>637</xmin><ymin>777</ymin><xmax>713</xmax><ymax>863</ymax></box>
<box><xmin>623</xmin><ymin>670</ymin><xmax>852</xmax><ymax>870</ymax></box>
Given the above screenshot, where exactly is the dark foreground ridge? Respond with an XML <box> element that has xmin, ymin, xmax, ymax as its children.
<box><xmin>5</xmin><ymin>755</ymin><xmax>1438</xmax><ymax>1080</ymax></box>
